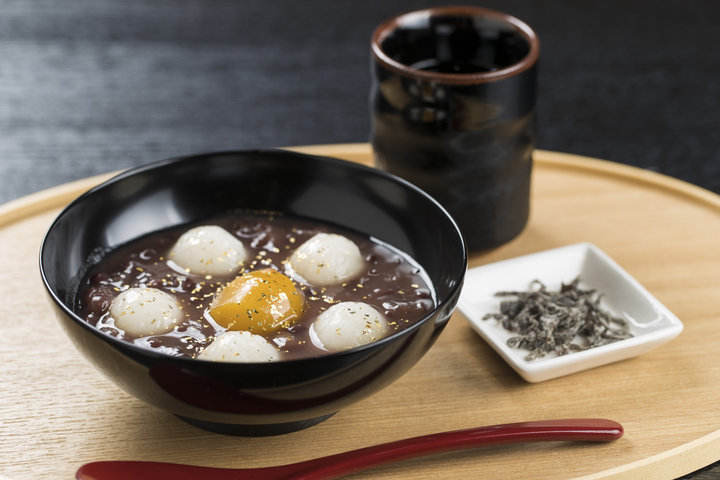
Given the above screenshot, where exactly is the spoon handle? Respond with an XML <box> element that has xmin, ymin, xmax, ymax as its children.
<box><xmin>76</xmin><ymin>418</ymin><xmax>623</xmax><ymax>480</ymax></box>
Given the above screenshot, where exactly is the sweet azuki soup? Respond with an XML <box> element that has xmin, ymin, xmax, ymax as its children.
<box><xmin>75</xmin><ymin>211</ymin><xmax>435</xmax><ymax>362</ymax></box>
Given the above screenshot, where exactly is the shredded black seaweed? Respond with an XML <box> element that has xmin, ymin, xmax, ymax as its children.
<box><xmin>482</xmin><ymin>277</ymin><xmax>633</xmax><ymax>361</ymax></box>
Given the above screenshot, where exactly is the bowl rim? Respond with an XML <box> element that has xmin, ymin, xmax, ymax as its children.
<box><xmin>39</xmin><ymin>148</ymin><xmax>468</xmax><ymax>366</ymax></box>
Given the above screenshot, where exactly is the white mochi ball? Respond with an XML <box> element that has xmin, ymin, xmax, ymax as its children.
<box><xmin>197</xmin><ymin>331</ymin><xmax>280</xmax><ymax>363</ymax></box>
<box><xmin>312</xmin><ymin>302</ymin><xmax>389</xmax><ymax>352</ymax></box>
<box><xmin>289</xmin><ymin>233</ymin><xmax>365</xmax><ymax>286</ymax></box>
<box><xmin>169</xmin><ymin>225</ymin><xmax>247</xmax><ymax>276</ymax></box>
<box><xmin>110</xmin><ymin>287</ymin><xmax>183</xmax><ymax>337</ymax></box>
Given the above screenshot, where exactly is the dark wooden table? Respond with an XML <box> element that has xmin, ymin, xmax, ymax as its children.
<box><xmin>1</xmin><ymin>1</ymin><xmax>718</xmax><ymax>478</ymax></box>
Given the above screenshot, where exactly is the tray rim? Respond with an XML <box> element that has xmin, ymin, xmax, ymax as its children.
<box><xmin>3</xmin><ymin>145</ymin><xmax>719</xmax><ymax>229</ymax></box>
<box><xmin>2</xmin><ymin>143</ymin><xmax>720</xmax><ymax>479</ymax></box>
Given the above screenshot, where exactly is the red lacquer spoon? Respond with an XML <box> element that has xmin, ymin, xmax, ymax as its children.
<box><xmin>76</xmin><ymin>418</ymin><xmax>623</xmax><ymax>480</ymax></box>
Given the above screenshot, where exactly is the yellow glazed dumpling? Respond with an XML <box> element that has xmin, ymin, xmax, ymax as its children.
<box><xmin>311</xmin><ymin>301</ymin><xmax>389</xmax><ymax>352</ymax></box>
<box><xmin>197</xmin><ymin>331</ymin><xmax>280</xmax><ymax>362</ymax></box>
<box><xmin>289</xmin><ymin>233</ymin><xmax>365</xmax><ymax>286</ymax></box>
<box><xmin>110</xmin><ymin>287</ymin><xmax>183</xmax><ymax>337</ymax></box>
<box><xmin>169</xmin><ymin>225</ymin><xmax>247</xmax><ymax>276</ymax></box>
<box><xmin>209</xmin><ymin>268</ymin><xmax>305</xmax><ymax>333</ymax></box>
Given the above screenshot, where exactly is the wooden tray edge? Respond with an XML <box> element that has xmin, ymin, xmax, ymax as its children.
<box><xmin>578</xmin><ymin>429</ymin><xmax>720</xmax><ymax>479</ymax></box>
<box><xmin>0</xmin><ymin>172</ymin><xmax>118</xmax><ymax>229</ymax></box>
<box><xmin>289</xmin><ymin>143</ymin><xmax>720</xmax><ymax>209</ymax></box>
<box><xmin>3</xmin><ymin>145</ymin><xmax>718</xmax><ymax>231</ymax></box>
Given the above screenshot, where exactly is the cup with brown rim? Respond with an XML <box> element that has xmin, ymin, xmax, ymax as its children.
<box><xmin>370</xmin><ymin>6</ymin><xmax>540</xmax><ymax>251</ymax></box>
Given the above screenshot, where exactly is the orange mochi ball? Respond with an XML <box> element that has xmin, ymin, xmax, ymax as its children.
<box><xmin>209</xmin><ymin>268</ymin><xmax>304</xmax><ymax>334</ymax></box>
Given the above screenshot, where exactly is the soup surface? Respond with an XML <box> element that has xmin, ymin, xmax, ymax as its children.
<box><xmin>76</xmin><ymin>212</ymin><xmax>435</xmax><ymax>361</ymax></box>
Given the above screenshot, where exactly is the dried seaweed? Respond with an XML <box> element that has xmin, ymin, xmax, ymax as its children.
<box><xmin>482</xmin><ymin>277</ymin><xmax>633</xmax><ymax>361</ymax></box>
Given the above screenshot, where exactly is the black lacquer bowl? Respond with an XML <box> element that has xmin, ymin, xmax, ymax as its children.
<box><xmin>40</xmin><ymin>149</ymin><xmax>467</xmax><ymax>436</ymax></box>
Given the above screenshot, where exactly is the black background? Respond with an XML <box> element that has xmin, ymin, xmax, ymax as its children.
<box><xmin>1</xmin><ymin>0</ymin><xmax>719</xmax><ymax>205</ymax></box>
<box><xmin>1</xmin><ymin>1</ymin><xmax>718</xmax><ymax>477</ymax></box>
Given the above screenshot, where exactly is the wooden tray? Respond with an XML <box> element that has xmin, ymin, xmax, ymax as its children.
<box><xmin>2</xmin><ymin>144</ymin><xmax>719</xmax><ymax>480</ymax></box>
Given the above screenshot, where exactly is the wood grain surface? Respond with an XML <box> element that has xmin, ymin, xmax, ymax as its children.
<box><xmin>1</xmin><ymin>145</ymin><xmax>719</xmax><ymax>480</ymax></box>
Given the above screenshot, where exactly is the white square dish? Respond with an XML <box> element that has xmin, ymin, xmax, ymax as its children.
<box><xmin>457</xmin><ymin>243</ymin><xmax>683</xmax><ymax>382</ymax></box>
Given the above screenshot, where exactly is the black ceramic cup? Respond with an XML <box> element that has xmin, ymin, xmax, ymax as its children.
<box><xmin>371</xmin><ymin>6</ymin><xmax>540</xmax><ymax>251</ymax></box>
<box><xmin>40</xmin><ymin>149</ymin><xmax>466</xmax><ymax>436</ymax></box>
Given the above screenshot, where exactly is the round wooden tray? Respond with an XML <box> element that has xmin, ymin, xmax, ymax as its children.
<box><xmin>2</xmin><ymin>144</ymin><xmax>719</xmax><ymax>480</ymax></box>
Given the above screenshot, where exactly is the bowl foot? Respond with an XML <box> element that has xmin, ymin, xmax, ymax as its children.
<box><xmin>177</xmin><ymin>412</ymin><xmax>336</xmax><ymax>436</ymax></box>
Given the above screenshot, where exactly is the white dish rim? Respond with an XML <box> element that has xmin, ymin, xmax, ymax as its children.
<box><xmin>457</xmin><ymin>242</ymin><xmax>684</xmax><ymax>382</ymax></box>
